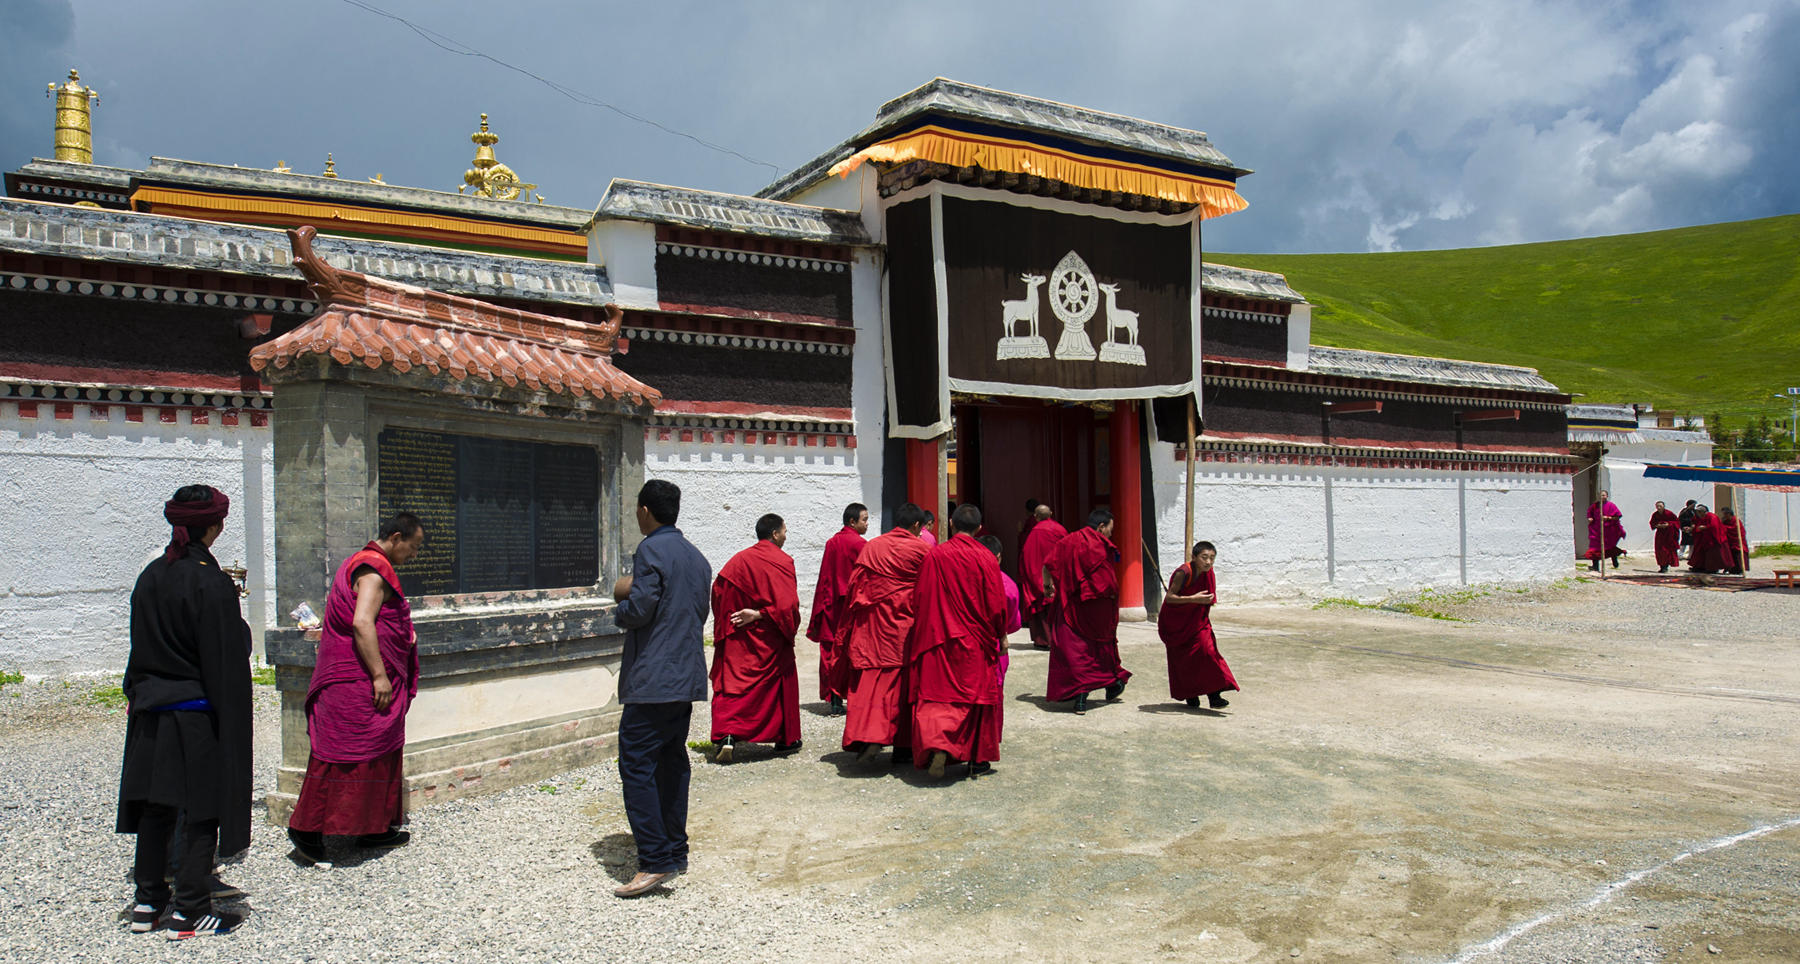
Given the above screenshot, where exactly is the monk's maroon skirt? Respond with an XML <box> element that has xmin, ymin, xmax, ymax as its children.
<box><xmin>1166</xmin><ymin>624</ymin><xmax>1239</xmax><ymax>701</ymax></box>
<box><xmin>710</xmin><ymin>664</ymin><xmax>801</xmax><ymax>745</ymax></box>
<box><xmin>842</xmin><ymin>666</ymin><xmax>911</xmax><ymax>748</ymax></box>
<box><xmin>1045</xmin><ymin>619</ymin><xmax>1130</xmax><ymax>703</ymax></box>
<box><xmin>910</xmin><ymin>699</ymin><xmax>1001</xmax><ymax>765</ymax></box>
<box><xmin>287</xmin><ymin>747</ymin><xmax>404</xmax><ymax>836</ymax></box>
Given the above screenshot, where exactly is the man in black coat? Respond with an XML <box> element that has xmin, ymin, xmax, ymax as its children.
<box><xmin>117</xmin><ymin>484</ymin><xmax>253</xmax><ymax>939</ymax></box>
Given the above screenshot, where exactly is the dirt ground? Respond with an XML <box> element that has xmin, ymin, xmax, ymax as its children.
<box><xmin>642</xmin><ymin>574</ymin><xmax>1800</xmax><ymax>962</ymax></box>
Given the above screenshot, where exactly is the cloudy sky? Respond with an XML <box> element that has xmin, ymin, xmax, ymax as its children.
<box><xmin>4</xmin><ymin>0</ymin><xmax>1796</xmax><ymax>253</ymax></box>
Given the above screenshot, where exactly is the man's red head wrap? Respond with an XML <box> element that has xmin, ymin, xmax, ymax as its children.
<box><xmin>163</xmin><ymin>486</ymin><xmax>231</xmax><ymax>562</ymax></box>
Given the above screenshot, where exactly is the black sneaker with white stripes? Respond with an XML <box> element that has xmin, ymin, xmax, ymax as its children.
<box><xmin>128</xmin><ymin>903</ymin><xmax>164</xmax><ymax>933</ymax></box>
<box><xmin>163</xmin><ymin>909</ymin><xmax>244</xmax><ymax>940</ymax></box>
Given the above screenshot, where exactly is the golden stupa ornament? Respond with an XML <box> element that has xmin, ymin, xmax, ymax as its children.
<box><xmin>321</xmin><ymin>153</ymin><xmax>338</xmax><ymax>178</ymax></box>
<box><xmin>47</xmin><ymin>69</ymin><xmax>99</xmax><ymax>164</ymax></box>
<box><xmin>460</xmin><ymin>113</ymin><xmax>537</xmax><ymax>201</ymax></box>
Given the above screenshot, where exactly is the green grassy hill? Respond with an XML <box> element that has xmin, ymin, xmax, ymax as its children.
<box><xmin>1211</xmin><ymin>213</ymin><xmax>1800</xmax><ymax>415</ymax></box>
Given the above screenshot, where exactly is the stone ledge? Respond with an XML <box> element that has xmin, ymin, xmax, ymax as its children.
<box><xmin>266</xmin><ymin>704</ymin><xmax>624</xmax><ymax>826</ymax></box>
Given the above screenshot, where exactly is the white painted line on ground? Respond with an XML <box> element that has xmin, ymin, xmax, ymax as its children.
<box><xmin>1447</xmin><ymin>814</ymin><xmax>1800</xmax><ymax>963</ymax></box>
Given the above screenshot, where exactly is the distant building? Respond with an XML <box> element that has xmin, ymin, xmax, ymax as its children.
<box><xmin>2</xmin><ymin>75</ymin><xmax>1575</xmax><ymax>672</ymax></box>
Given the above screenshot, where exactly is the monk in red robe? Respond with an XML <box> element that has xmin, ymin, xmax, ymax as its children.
<box><xmin>1043</xmin><ymin>507</ymin><xmax>1130</xmax><ymax>715</ymax></box>
<box><xmin>1018</xmin><ymin>505</ymin><xmax>1068</xmax><ymax>650</ymax></box>
<box><xmin>840</xmin><ymin>503</ymin><xmax>931</xmax><ymax>764</ymax></box>
<box><xmin>288</xmin><ymin>513</ymin><xmax>426</xmax><ymax>866</ymax></box>
<box><xmin>709</xmin><ymin>513</ymin><xmax>802</xmax><ymax>763</ymax></box>
<box><xmin>806</xmin><ymin>502</ymin><xmax>868</xmax><ymax>715</ymax></box>
<box><xmin>1158</xmin><ymin>540</ymin><xmax>1238</xmax><ymax>710</ymax></box>
<box><xmin>1720</xmin><ymin>507</ymin><xmax>1750</xmax><ymax>575</ymax></box>
<box><xmin>908</xmin><ymin>504</ymin><xmax>1008</xmax><ymax>779</ymax></box>
<box><xmin>1648</xmin><ymin>501</ymin><xmax>1681</xmax><ymax>573</ymax></box>
<box><xmin>1585</xmin><ymin>490</ymin><xmax>1625</xmax><ymax>570</ymax></box>
<box><xmin>1688</xmin><ymin>504</ymin><xmax>1730</xmax><ymax>573</ymax></box>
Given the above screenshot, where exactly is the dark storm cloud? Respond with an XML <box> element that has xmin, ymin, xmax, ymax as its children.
<box><xmin>0</xmin><ymin>0</ymin><xmax>77</xmax><ymax>174</ymax></box>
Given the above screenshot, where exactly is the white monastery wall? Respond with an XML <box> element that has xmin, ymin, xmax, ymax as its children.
<box><xmin>1147</xmin><ymin>442</ymin><xmax>1569</xmax><ymax>601</ymax></box>
<box><xmin>642</xmin><ymin>440</ymin><xmax>876</xmax><ymax>615</ymax></box>
<box><xmin>0</xmin><ymin>404</ymin><xmax>274</xmax><ymax>674</ymax></box>
<box><xmin>1737</xmin><ymin>487</ymin><xmax>1800</xmax><ymax>546</ymax></box>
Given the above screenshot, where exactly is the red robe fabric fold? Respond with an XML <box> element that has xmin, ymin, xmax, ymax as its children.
<box><xmin>1585</xmin><ymin>501</ymin><xmax>1625</xmax><ymax>560</ymax></box>
<box><xmin>840</xmin><ymin>529</ymin><xmax>931</xmax><ymax>748</ymax></box>
<box><xmin>709</xmin><ymin>540</ymin><xmax>801</xmax><ymax>744</ymax></box>
<box><xmin>306</xmin><ymin>543</ymin><xmax>416</xmax><ymax>763</ymax></box>
<box><xmin>1045</xmin><ymin>527</ymin><xmax>1129</xmax><ymax>702</ymax></box>
<box><xmin>806</xmin><ymin>525</ymin><xmax>866</xmax><ymax>701</ymax></box>
<box><xmin>1649</xmin><ymin>509</ymin><xmax>1681</xmax><ymax>568</ymax></box>
<box><xmin>1019</xmin><ymin>518</ymin><xmax>1069</xmax><ymax>620</ymax></box>
<box><xmin>1157</xmin><ymin>563</ymin><xmax>1238</xmax><ymax>701</ymax></box>
<box><xmin>1722</xmin><ymin>518</ymin><xmax>1749</xmax><ymax>572</ymax></box>
<box><xmin>907</xmin><ymin>533</ymin><xmax>1008</xmax><ymax>765</ymax></box>
<box><xmin>1689</xmin><ymin>512</ymin><xmax>1730</xmax><ymax>572</ymax></box>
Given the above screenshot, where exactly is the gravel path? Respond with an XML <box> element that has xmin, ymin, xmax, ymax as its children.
<box><xmin>0</xmin><ymin>683</ymin><xmax>900</xmax><ymax>963</ymax></box>
<box><xmin>3</xmin><ymin>574</ymin><xmax>1797</xmax><ymax>962</ymax></box>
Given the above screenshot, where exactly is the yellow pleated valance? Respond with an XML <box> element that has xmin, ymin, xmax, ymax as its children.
<box><xmin>830</xmin><ymin>125</ymin><xmax>1248</xmax><ymax>219</ymax></box>
<box><xmin>130</xmin><ymin>186</ymin><xmax>585</xmax><ymax>255</ymax></box>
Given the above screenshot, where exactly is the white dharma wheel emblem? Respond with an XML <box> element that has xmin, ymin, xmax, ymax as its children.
<box><xmin>1049</xmin><ymin>250</ymin><xmax>1098</xmax><ymax>361</ymax></box>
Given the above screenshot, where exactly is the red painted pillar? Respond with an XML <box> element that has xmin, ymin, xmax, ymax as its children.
<box><xmin>1109</xmin><ymin>401</ymin><xmax>1145</xmax><ymax>617</ymax></box>
<box><xmin>906</xmin><ymin>437</ymin><xmax>943</xmax><ymax>540</ymax></box>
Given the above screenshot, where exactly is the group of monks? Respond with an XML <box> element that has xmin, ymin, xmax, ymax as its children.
<box><xmin>1647</xmin><ymin>498</ymin><xmax>1752</xmax><ymax>575</ymax></box>
<box><xmin>705</xmin><ymin>497</ymin><xmax>1241</xmax><ymax>780</ymax></box>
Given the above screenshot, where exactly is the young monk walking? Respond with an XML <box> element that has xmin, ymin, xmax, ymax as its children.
<box><xmin>1157</xmin><ymin>541</ymin><xmax>1238</xmax><ymax>710</ymax></box>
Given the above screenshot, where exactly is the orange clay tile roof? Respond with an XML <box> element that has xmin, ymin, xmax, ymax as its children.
<box><xmin>248</xmin><ymin>227</ymin><xmax>658</xmax><ymax>405</ymax></box>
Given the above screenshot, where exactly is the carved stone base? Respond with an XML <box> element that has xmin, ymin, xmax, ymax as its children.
<box><xmin>1054</xmin><ymin>329</ymin><xmax>1096</xmax><ymax>361</ymax></box>
<box><xmin>997</xmin><ymin>336</ymin><xmax>1050</xmax><ymax>360</ymax></box>
<box><xmin>1098</xmin><ymin>342</ymin><xmax>1146</xmax><ymax>366</ymax></box>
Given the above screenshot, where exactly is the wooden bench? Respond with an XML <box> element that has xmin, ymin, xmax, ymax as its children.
<box><xmin>1775</xmin><ymin>570</ymin><xmax>1798</xmax><ymax>588</ymax></box>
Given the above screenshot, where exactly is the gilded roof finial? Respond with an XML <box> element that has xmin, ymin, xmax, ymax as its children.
<box><xmin>47</xmin><ymin>69</ymin><xmax>99</xmax><ymax>165</ymax></box>
<box><xmin>273</xmin><ymin>160</ymin><xmax>292</xmax><ymax>174</ymax></box>
<box><xmin>460</xmin><ymin>113</ymin><xmax>536</xmax><ymax>201</ymax></box>
<box><xmin>322</xmin><ymin>153</ymin><xmax>338</xmax><ymax>178</ymax></box>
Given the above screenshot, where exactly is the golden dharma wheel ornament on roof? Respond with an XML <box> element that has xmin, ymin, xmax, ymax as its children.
<box><xmin>460</xmin><ymin>113</ymin><xmax>537</xmax><ymax>201</ymax></box>
<box><xmin>47</xmin><ymin>68</ymin><xmax>99</xmax><ymax>165</ymax></box>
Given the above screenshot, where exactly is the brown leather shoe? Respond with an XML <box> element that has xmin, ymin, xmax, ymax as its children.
<box><xmin>927</xmin><ymin>750</ymin><xmax>948</xmax><ymax>779</ymax></box>
<box><xmin>612</xmin><ymin>871</ymin><xmax>676</xmax><ymax>898</ymax></box>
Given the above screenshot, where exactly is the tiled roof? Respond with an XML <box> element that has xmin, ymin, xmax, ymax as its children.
<box><xmin>249</xmin><ymin>228</ymin><xmax>656</xmax><ymax>405</ymax></box>
<box><xmin>1307</xmin><ymin>346</ymin><xmax>1564</xmax><ymax>394</ymax></box>
<box><xmin>761</xmin><ymin>78</ymin><xmax>1248</xmax><ymax>201</ymax></box>
<box><xmin>1200</xmin><ymin>263</ymin><xmax>1306</xmax><ymax>303</ymax></box>
<box><xmin>0</xmin><ymin>198</ymin><xmax>611</xmax><ymax>308</ymax></box>
<box><xmin>590</xmin><ymin>180</ymin><xmax>870</xmax><ymax>246</ymax></box>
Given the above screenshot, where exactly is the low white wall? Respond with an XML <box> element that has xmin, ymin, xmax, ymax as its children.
<box><xmin>642</xmin><ymin>439</ymin><xmax>878</xmax><ymax>613</ymax></box>
<box><xmin>1148</xmin><ymin>442</ymin><xmax>1570</xmax><ymax>601</ymax></box>
<box><xmin>1735</xmin><ymin>487</ymin><xmax>1800</xmax><ymax>546</ymax></box>
<box><xmin>0</xmin><ymin>404</ymin><xmax>274</xmax><ymax>674</ymax></box>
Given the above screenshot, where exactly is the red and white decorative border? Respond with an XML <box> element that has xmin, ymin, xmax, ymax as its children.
<box><xmin>2</xmin><ymin>380</ymin><xmax>272</xmax><ymax>428</ymax></box>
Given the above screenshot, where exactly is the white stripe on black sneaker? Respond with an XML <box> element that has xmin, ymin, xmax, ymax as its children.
<box><xmin>164</xmin><ymin>910</ymin><xmax>243</xmax><ymax>940</ymax></box>
<box><xmin>129</xmin><ymin>903</ymin><xmax>161</xmax><ymax>933</ymax></box>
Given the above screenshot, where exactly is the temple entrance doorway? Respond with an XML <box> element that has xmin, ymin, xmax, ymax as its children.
<box><xmin>948</xmin><ymin>398</ymin><xmax>1110</xmax><ymax>581</ymax></box>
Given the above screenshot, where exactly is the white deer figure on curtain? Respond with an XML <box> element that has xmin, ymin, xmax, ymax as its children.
<box><xmin>1001</xmin><ymin>273</ymin><xmax>1047</xmax><ymax>341</ymax></box>
<box><xmin>1097</xmin><ymin>283</ymin><xmax>1138</xmax><ymax>348</ymax></box>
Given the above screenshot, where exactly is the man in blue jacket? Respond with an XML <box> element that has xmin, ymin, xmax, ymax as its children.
<box><xmin>610</xmin><ymin>479</ymin><xmax>711</xmax><ymax>898</ymax></box>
